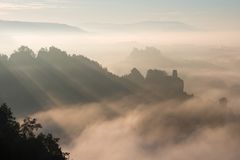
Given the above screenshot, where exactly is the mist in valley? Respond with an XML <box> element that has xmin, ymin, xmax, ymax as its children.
<box><xmin>1</xmin><ymin>27</ymin><xmax>240</xmax><ymax>160</ymax></box>
<box><xmin>1</xmin><ymin>1</ymin><xmax>240</xmax><ymax>159</ymax></box>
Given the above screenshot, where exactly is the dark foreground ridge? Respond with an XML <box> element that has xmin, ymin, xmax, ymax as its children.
<box><xmin>0</xmin><ymin>46</ymin><xmax>192</xmax><ymax>115</ymax></box>
<box><xmin>0</xmin><ymin>103</ymin><xmax>69</xmax><ymax>160</ymax></box>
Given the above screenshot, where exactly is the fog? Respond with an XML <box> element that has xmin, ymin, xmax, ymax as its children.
<box><xmin>2</xmin><ymin>25</ymin><xmax>240</xmax><ymax>160</ymax></box>
<box><xmin>1</xmin><ymin>0</ymin><xmax>240</xmax><ymax>159</ymax></box>
<box><xmin>1</xmin><ymin>30</ymin><xmax>240</xmax><ymax>63</ymax></box>
<box><xmin>28</xmin><ymin>55</ymin><xmax>240</xmax><ymax>159</ymax></box>
<box><xmin>31</xmin><ymin>93</ymin><xmax>240</xmax><ymax>160</ymax></box>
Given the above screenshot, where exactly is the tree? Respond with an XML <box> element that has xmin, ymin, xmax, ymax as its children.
<box><xmin>20</xmin><ymin>117</ymin><xmax>42</xmax><ymax>138</ymax></box>
<box><xmin>0</xmin><ymin>103</ymin><xmax>20</xmax><ymax>139</ymax></box>
<box><xmin>0</xmin><ymin>103</ymin><xmax>69</xmax><ymax>160</ymax></box>
<box><xmin>9</xmin><ymin>46</ymin><xmax>35</xmax><ymax>65</ymax></box>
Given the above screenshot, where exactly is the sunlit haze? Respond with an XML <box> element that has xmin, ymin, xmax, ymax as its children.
<box><xmin>1</xmin><ymin>1</ymin><xmax>240</xmax><ymax>160</ymax></box>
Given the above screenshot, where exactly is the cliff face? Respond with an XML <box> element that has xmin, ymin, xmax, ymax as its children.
<box><xmin>123</xmin><ymin>68</ymin><xmax>189</xmax><ymax>99</ymax></box>
<box><xmin>146</xmin><ymin>69</ymin><xmax>184</xmax><ymax>94</ymax></box>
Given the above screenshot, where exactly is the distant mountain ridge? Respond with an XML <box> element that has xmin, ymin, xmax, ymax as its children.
<box><xmin>80</xmin><ymin>21</ymin><xmax>198</xmax><ymax>32</ymax></box>
<box><xmin>0</xmin><ymin>20</ymin><xmax>85</xmax><ymax>32</ymax></box>
<box><xmin>0</xmin><ymin>20</ymin><xmax>197</xmax><ymax>33</ymax></box>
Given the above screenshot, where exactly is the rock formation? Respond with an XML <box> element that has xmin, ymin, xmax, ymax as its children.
<box><xmin>123</xmin><ymin>68</ymin><xmax>191</xmax><ymax>99</ymax></box>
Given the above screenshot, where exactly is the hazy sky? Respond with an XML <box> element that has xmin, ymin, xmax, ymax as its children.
<box><xmin>0</xmin><ymin>0</ymin><xmax>239</xmax><ymax>30</ymax></box>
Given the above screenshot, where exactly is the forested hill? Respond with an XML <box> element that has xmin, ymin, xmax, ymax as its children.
<box><xmin>0</xmin><ymin>46</ymin><xmax>191</xmax><ymax>115</ymax></box>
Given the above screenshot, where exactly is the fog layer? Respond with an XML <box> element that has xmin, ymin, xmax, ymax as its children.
<box><xmin>32</xmin><ymin>94</ymin><xmax>240</xmax><ymax>160</ymax></box>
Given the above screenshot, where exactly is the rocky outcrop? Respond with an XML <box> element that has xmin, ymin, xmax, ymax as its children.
<box><xmin>146</xmin><ymin>69</ymin><xmax>185</xmax><ymax>97</ymax></box>
<box><xmin>123</xmin><ymin>68</ymin><xmax>145</xmax><ymax>84</ymax></box>
<box><xmin>123</xmin><ymin>68</ymin><xmax>191</xmax><ymax>99</ymax></box>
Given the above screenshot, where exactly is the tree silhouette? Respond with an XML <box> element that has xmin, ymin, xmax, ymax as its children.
<box><xmin>20</xmin><ymin>117</ymin><xmax>42</xmax><ymax>138</ymax></box>
<box><xmin>0</xmin><ymin>103</ymin><xmax>69</xmax><ymax>160</ymax></box>
<box><xmin>9</xmin><ymin>46</ymin><xmax>35</xmax><ymax>65</ymax></box>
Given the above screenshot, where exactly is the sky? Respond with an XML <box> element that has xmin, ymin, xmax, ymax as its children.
<box><xmin>0</xmin><ymin>0</ymin><xmax>240</xmax><ymax>30</ymax></box>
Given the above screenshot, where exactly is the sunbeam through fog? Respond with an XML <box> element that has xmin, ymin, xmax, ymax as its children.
<box><xmin>1</xmin><ymin>0</ymin><xmax>240</xmax><ymax>160</ymax></box>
